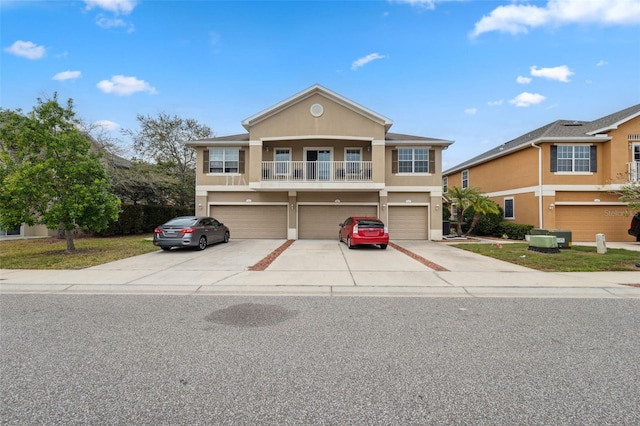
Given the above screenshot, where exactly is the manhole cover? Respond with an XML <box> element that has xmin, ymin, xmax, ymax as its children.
<box><xmin>205</xmin><ymin>303</ymin><xmax>298</xmax><ymax>328</ymax></box>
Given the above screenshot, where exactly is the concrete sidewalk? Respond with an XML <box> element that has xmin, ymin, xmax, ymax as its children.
<box><xmin>1</xmin><ymin>239</ymin><xmax>639</xmax><ymax>298</ymax></box>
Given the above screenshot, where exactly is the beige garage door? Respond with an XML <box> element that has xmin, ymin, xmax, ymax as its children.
<box><xmin>298</xmin><ymin>205</ymin><xmax>377</xmax><ymax>239</ymax></box>
<box><xmin>555</xmin><ymin>206</ymin><xmax>632</xmax><ymax>242</ymax></box>
<box><xmin>388</xmin><ymin>206</ymin><xmax>428</xmax><ymax>240</ymax></box>
<box><xmin>210</xmin><ymin>205</ymin><xmax>287</xmax><ymax>239</ymax></box>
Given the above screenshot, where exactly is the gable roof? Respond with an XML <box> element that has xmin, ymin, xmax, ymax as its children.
<box><xmin>241</xmin><ymin>84</ymin><xmax>394</xmax><ymax>132</ymax></box>
<box><xmin>444</xmin><ymin>104</ymin><xmax>640</xmax><ymax>175</ymax></box>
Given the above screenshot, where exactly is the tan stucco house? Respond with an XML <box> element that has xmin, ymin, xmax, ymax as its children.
<box><xmin>443</xmin><ymin>104</ymin><xmax>640</xmax><ymax>242</ymax></box>
<box><xmin>187</xmin><ymin>85</ymin><xmax>453</xmax><ymax>240</ymax></box>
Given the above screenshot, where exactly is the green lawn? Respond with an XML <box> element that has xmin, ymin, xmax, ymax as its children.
<box><xmin>0</xmin><ymin>235</ymin><xmax>159</xmax><ymax>269</ymax></box>
<box><xmin>452</xmin><ymin>242</ymin><xmax>640</xmax><ymax>272</ymax></box>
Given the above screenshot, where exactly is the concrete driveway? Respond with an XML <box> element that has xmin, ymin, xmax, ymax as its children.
<box><xmin>1</xmin><ymin>239</ymin><xmax>639</xmax><ymax>298</ymax></box>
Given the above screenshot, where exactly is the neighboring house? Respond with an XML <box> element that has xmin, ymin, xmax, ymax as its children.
<box><xmin>443</xmin><ymin>104</ymin><xmax>640</xmax><ymax>242</ymax></box>
<box><xmin>186</xmin><ymin>85</ymin><xmax>452</xmax><ymax>240</ymax></box>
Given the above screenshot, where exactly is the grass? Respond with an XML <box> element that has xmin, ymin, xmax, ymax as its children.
<box><xmin>0</xmin><ymin>234</ymin><xmax>159</xmax><ymax>270</ymax></box>
<box><xmin>452</xmin><ymin>242</ymin><xmax>640</xmax><ymax>272</ymax></box>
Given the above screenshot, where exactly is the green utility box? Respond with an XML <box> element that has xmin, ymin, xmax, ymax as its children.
<box><xmin>528</xmin><ymin>235</ymin><xmax>560</xmax><ymax>253</ymax></box>
<box><xmin>530</xmin><ymin>229</ymin><xmax>572</xmax><ymax>249</ymax></box>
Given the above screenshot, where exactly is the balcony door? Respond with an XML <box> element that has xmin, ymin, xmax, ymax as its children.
<box><xmin>306</xmin><ymin>149</ymin><xmax>331</xmax><ymax>180</ymax></box>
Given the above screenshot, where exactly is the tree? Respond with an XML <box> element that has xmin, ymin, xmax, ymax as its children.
<box><xmin>0</xmin><ymin>94</ymin><xmax>120</xmax><ymax>251</ymax></box>
<box><xmin>463</xmin><ymin>196</ymin><xmax>501</xmax><ymax>237</ymax></box>
<box><xmin>447</xmin><ymin>186</ymin><xmax>480</xmax><ymax>236</ymax></box>
<box><xmin>618</xmin><ymin>181</ymin><xmax>640</xmax><ymax>211</ymax></box>
<box><xmin>123</xmin><ymin>113</ymin><xmax>213</xmax><ymax>207</ymax></box>
<box><xmin>446</xmin><ymin>186</ymin><xmax>501</xmax><ymax>237</ymax></box>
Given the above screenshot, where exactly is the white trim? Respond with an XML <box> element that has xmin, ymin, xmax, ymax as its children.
<box><xmin>554</xmin><ymin>201</ymin><xmax>628</xmax><ymax>206</ymax></box>
<box><xmin>385</xmin><ymin>186</ymin><xmax>442</xmax><ymax>192</ymax></box>
<box><xmin>261</xmin><ymin>134</ymin><xmax>373</xmax><ymax>142</ymax></box>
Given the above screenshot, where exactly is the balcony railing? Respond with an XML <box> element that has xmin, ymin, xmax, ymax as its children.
<box><xmin>262</xmin><ymin>161</ymin><xmax>372</xmax><ymax>182</ymax></box>
<box><xmin>629</xmin><ymin>161</ymin><xmax>640</xmax><ymax>182</ymax></box>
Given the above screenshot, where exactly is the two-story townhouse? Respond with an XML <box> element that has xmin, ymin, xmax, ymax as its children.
<box><xmin>443</xmin><ymin>104</ymin><xmax>640</xmax><ymax>242</ymax></box>
<box><xmin>186</xmin><ymin>85</ymin><xmax>452</xmax><ymax>241</ymax></box>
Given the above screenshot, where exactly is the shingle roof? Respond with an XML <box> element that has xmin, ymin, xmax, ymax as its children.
<box><xmin>444</xmin><ymin>104</ymin><xmax>640</xmax><ymax>174</ymax></box>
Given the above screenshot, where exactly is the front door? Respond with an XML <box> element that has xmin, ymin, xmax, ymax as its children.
<box><xmin>306</xmin><ymin>149</ymin><xmax>331</xmax><ymax>180</ymax></box>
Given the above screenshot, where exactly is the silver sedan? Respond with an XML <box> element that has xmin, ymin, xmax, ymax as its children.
<box><xmin>153</xmin><ymin>216</ymin><xmax>230</xmax><ymax>251</ymax></box>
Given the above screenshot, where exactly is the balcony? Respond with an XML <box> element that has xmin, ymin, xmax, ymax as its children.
<box><xmin>629</xmin><ymin>161</ymin><xmax>640</xmax><ymax>182</ymax></box>
<box><xmin>261</xmin><ymin>161</ymin><xmax>373</xmax><ymax>182</ymax></box>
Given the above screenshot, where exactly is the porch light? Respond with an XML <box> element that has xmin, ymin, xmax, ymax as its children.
<box><xmin>246</xmin><ymin>199</ymin><xmax>252</xmax><ymax>203</ymax></box>
<box><xmin>335</xmin><ymin>199</ymin><xmax>340</xmax><ymax>203</ymax></box>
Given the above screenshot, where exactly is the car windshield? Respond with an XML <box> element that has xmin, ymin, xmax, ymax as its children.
<box><xmin>166</xmin><ymin>218</ymin><xmax>198</xmax><ymax>227</ymax></box>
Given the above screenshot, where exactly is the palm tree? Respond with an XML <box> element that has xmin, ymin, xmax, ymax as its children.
<box><xmin>447</xmin><ymin>186</ymin><xmax>480</xmax><ymax>236</ymax></box>
<box><xmin>464</xmin><ymin>195</ymin><xmax>501</xmax><ymax>237</ymax></box>
<box><xmin>447</xmin><ymin>186</ymin><xmax>501</xmax><ymax>237</ymax></box>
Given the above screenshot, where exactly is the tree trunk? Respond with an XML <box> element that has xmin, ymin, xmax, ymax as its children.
<box><xmin>464</xmin><ymin>214</ymin><xmax>481</xmax><ymax>237</ymax></box>
<box><xmin>456</xmin><ymin>208</ymin><xmax>464</xmax><ymax>236</ymax></box>
<box><xmin>65</xmin><ymin>230</ymin><xmax>76</xmax><ymax>251</ymax></box>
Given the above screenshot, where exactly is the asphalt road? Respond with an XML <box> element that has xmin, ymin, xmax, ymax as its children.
<box><xmin>2</xmin><ymin>295</ymin><xmax>639</xmax><ymax>425</ymax></box>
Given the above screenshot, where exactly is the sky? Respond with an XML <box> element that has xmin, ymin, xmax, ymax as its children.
<box><xmin>1</xmin><ymin>0</ymin><xmax>639</xmax><ymax>169</ymax></box>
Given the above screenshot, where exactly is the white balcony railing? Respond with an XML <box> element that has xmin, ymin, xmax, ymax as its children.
<box><xmin>629</xmin><ymin>161</ymin><xmax>640</xmax><ymax>182</ymax></box>
<box><xmin>261</xmin><ymin>161</ymin><xmax>372</xmax><ymax>182</ymax></box>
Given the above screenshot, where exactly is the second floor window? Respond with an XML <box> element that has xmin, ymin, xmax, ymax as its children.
<box><xmin>443</xmin><ymin>176</ymin><xmax>448</xmax><ymax>193</ymax></box>
<box><xmin>204</xmin><ymin>148</ymin><xmax>245</xmax><ymax>174</ymax></box>
<box><xmin>392</xmin><ymin>148</ymin><xmax>435</xmax><ymax>174</ymax></box>
<box><xmin>462</xmin><ymin>170</ymin><xmax>469</xmax><ymax>188</ymax></box>
<box><xmin>551</xmin><ymin>145</ymin><xmax>596</xmax><ymax>173</ymax></box>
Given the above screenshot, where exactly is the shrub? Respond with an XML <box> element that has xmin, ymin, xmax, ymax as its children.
<box><xmin>497</xmin><ymin>222</ymin><xmax>534</xmax><ymax>240</ymax></box>
<box><xmin>462</xmin><ymin>204</ymin><xmax>504</xmax><ymax>236</ymax></box>
<box><xmin>99</xmin><ymin>204</ymin><xmax>193</xmax><ymax>236</ymax></box>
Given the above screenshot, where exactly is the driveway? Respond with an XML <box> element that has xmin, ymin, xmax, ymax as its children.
<box><xmin>1</xmin><ymin>239</ymin><xmax>639</xmax><ymax>297</ymax></box>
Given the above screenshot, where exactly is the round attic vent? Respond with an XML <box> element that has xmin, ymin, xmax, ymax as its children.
<box><xmin>310</xmin><ymin>103</ymin><xmax>324</xmax><ymax>117</ymax></box>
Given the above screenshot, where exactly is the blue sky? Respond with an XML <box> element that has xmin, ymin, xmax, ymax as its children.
<box><xmin>2</xmin><ymin>0</ymin><xmax>639</xmax><ymax>169</ymax></box>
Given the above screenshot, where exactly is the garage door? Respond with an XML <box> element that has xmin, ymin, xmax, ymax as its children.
<box><xmin>211</xmin><ymin>205</ymin><xmax>287</xmax><ymax>239</ymax></box>
<box><xmin>388</xmin><ymin>206</ymin><xmax>428</xmax><ymax>240</ymax></box>
<box><xmin>298</xmin><ymin>205</ymin><xmax>377</xmax><ymax>239</ymax></box>
<box><xmin>555</xmin><ymin>206</ymin><xmax>632</xmax><ymax>242</ymax></box>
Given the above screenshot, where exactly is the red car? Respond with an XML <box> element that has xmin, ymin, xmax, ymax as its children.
<box><xmin>339</xmin><ymin>216</ymin><xmax>389</xmax><ymax>249</ymax></box>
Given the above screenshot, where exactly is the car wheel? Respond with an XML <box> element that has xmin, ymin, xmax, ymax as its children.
<box><xmin>347</xmin><ymin>236</ymin><xmax>354</xmax><ymax>249</ymax></box>
<box><xmin>380</xmin><ymin>244</ymin><xmax>387</xmax><ymax>250</ymax></box>
<box><xmin>223</xmin><ymin>231</ymin><xmax>230</xmax><ymax>243</ymax></box>
<box><xmin>197</xmin><ymin>236</ymin><xmax>207</xmax><ymax>250</ymax></box>
<box><xmin>161</xmin><ymin>247</ymin><xmax>171</xmax><ymax>251</ymax></box>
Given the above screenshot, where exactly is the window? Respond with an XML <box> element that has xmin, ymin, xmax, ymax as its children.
<box><xmin>451</xmin><ymin>203</ymin><xmax>458</xmax><ymax>221</ymax></box>
<box><xmin>275</xmin><ymin>148</ymin><xmax>290</xmax><ymax>175</ymax></box>
<box><xmin>392</xmin><ymin>148</ymin><xmax>435</xmax><ymax>173</ymax></box>
<box><xmin>345</xmin><ymin>148</ymin><xmax>362</xmax><ymax>174</ymax></box>
<box><xmin>205</xmin><ymin>148</ymin><xmax>244</xmax><ymax>174</ymax></box>
<box><xmin>551</xmin><ymin>145</ymin><xmax>596</xmax><ymax>173</ymax></box>
<box><xmin>443</xmin><ymin>176</ymin><xmax>448</xmax><ymax>193</ymax></box>
<box><xmin>504</xmin><ymin>198</ymin><xmax>514</xmax><ymax>220</ymax></box>
<box><xmin>462</xmin><ymin>170</ymin><xmax>469</xmax><ymax>188</ymax></box>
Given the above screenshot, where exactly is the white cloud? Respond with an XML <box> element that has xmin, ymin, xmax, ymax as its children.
<box><xmin>53</xmin><ymin>70</ymin><xmax>82</xmax><ymax>81</ymax></box>
<box><xmin>596</xmin><ymin>60</ymin><xmax>607</xmax><ymax>66</ymax></box>
<box><xmin>390</xmin><ymin>0</ymin><xmax>438</xmax><ymax>10</ymax></box>
<box><xmin>530</xmin><ymin>65</ymin><xmax>574</xmax><ymax>82</ymax></box>
<box><xmin>97</xmin><ymin>75</ymin><xmax>157</xmax><ymax>95</ymax></box>
<box><xmin>4</xmin><ymin>40</ymin><xmax>46</xmax><ymax>59</ymax></box>
<box><xmin>464</xmin><ymin>108</ymin><xmax>478</xmax><ymax>115</ymax></box>
<box><xmin>84</xmin><ymin>0</ymin><xmax>136</xmax><ymax>15</ymax></box>
<box><xmin>94</xmin><ymin>120</ymin><xmax>119</xmax><ymax>131</ymax></box>
<box><xmin>516</xmin><ymin>76</ymin><xmax>532</xmax><ymax>84</ymax></box>
<box><xmin>470</xmin><ymin>0</ymin><xmax>640</xmax><ymax>38</ymax></box>
<box><xmin>96</xmin><ymin>15</ymin><xmax>126</xmax><ymax>28</ymax></box>
<box><xmin>509</xmin><ymin>92</ymin><xmax>546</xmax><ymax>107</ymax></box>
<box><xmin>488</xmin><ymin>100</ymin><xmax>504</xmax><ymax>106</ymax></box>
<box><xmin>351</xmin><ymin>53</ymin><xmax>386</xmax><ymax>71</ymax></box>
